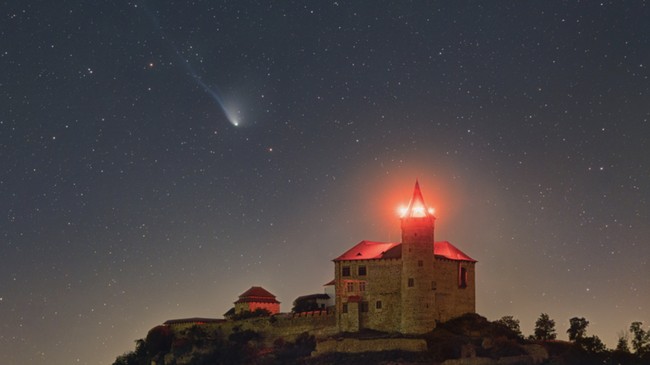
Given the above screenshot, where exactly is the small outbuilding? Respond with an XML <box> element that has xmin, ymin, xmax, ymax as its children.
<box><xmin>233</xmin><ymin>286</ymin><xmax>280</xmax><ymax>315</ymax></box>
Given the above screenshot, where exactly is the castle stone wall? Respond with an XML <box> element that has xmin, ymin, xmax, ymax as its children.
<box><xmin>358</xmin><ymin>258</ymin><xmax>402</xmax><ymax>332</ymax></box>
<box><xmin>336</xmin><ymin>259</ymin><xmax>403</xmax><ymax>333</ymax></box>
<box><xmin>433</xmin><ymin>259</ymin><xmax>476</xmax><ymax>322</ymax></box>
<box><xmin>168</xmin><ymin>312</ymin><xmax>337</xmax><ymax>347</ymax></box>
<box><xmin>314</xmin><ymin>337</ymin><xmax>427</xmax><ymax>355</ymax></box>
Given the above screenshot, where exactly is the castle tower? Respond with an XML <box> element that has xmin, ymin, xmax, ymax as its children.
<box><xmin>400</xmin><ymin>180</ymin><xmax>437</xmax><ymax>333</ymax></box>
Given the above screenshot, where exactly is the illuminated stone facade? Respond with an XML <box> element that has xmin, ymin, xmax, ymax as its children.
<box><xmin>334</xmin><ymin>182</ymin><xmax>476</xmax><ymax>334</ymax></box>
<box><xmin>233</xmin><ymin>286</ymin><xmax>281</xmax><ymax>315</ymax></box>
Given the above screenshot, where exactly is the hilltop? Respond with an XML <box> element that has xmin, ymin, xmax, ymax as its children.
<box><xmin>113</xmin><ymin>313</ymin><xmax>648</xmax><ymax>365</ymax></box>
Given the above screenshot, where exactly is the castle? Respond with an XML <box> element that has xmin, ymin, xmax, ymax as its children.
<box><xmin>334</xmin><ymin>180</ymin><xmax>476</xmax><ymax>334</ymax></box>
<box><xmin>164</xmin><ymin>181</ymin><xmax>476</xmax><ymax>341</ymax></box>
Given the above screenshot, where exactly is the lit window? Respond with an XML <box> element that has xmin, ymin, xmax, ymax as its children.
<box><xmin>358</xmin><ymin>266</ymin><xmax>367</xmax><ymax>276</ymax></box>
<box><xmin>347</xmin><ymin>282</ymin><xmax>354</xmax><ymax>292</ymax></box>
<box><xmin>408</xmin><ymin>278</ymin><xmax>414</xmax><ymax>287</ymax></box>
<box><xmin>376</xmin><ymin>301</ymin><xmax>382</xmax><ymax>310</ymax></box>
<box><xmin>342</xmin><ymin>266</ymin><xmax>350</xmax><ymax>277</ymax></box>
<box><xmin>359</xmin><ymin>282</ymin><xmax>366</xmax><ymax>292</ymax></box>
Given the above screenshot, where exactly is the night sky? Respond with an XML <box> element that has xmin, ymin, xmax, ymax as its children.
<box><xmin>2</xmin><ymin>1</ymin><xmax>649</xmax><ymax>364</ymax></box>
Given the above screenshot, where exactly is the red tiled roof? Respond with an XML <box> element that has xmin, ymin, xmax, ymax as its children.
<box><xmin>334</xmin><ymin>240</ymin><xmax>401</xmax><ymax>261</ymax></box>
<box><xmin>235</xmin><ymin>286</ymin><xmax>280</xmax><ymax>304</ymax></box>
<box><xmin>334</xmin><ymin>240</ymin><xmax>476</xmax><ymax>262</ymax></box>
<box><xmin>235</xmin><ymin>297</ymin><xmax>280</xmax><ymax>304</ymax></box>
<box><xmin>434</xmin><ymin>241</ymin><xmax>476</xmax><ymax>262</ymax></box>
<box><xmin>238</xmin><ymin>286</ymin><xmax>276</xmax><ymax>299</ymax></box>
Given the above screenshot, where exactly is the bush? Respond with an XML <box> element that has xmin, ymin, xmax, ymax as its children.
<box><xmin>233</xmin><ymin>308</ymin><xmax>272</xmax><ymax>320</ymax></box>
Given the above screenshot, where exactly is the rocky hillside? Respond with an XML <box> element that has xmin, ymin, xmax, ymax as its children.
<box><xmin>113</xmin><ymin>313</ymin><xmax>647</xmax><ymax>365</ymax></box>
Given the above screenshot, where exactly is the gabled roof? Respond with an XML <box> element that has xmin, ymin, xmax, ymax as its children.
<box><xmin>434</xmin><ymin>241</ymin><xmax>476</xmax><ymax>262</ymax></box>
<box><xmin>333</xmin><ymin>240</ymin><xmax>402</xmax><ymax>261</ymax></box>
<box><xmin>334</xmin><ymin>240</ymin><xmax>476</xmax><ymax>262</ymax></box>
<box><xmin>235</xmin><ymin>286</ymin><xmax>280</xmax><ymax>304</ymax></box>
<box><xmin>238</xmin><ymin>286</ymin><xmax>276</xmax><ymax>299</ymax></box>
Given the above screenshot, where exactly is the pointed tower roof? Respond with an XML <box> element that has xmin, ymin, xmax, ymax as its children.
<box><xmin>402</xmin><ymin>180</ymin><xmax>434</xmax><ymax>218</ymax></box>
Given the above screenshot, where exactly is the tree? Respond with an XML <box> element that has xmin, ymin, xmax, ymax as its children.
<box><xmin>630</xmin><ymin>321</ymin><xmax>650</xmax><ymax>355</ymax></box>
<box><xmin>112</xmin><ymin>339</ymin><xmax>147</xmax><ymax>365</ymax></box>
<box><xmin>580</xmin><ymin>335</ymin><xmax>606</xmax><ymax>353</ymax></box>
<box><xmin>495</xmin><ymin>316</ymin><xmax>522</xmax><ymax>338</ymax></box>
<box><xmin>232</xmin><ymin>308</ymin><xmax>272</xmax><ymax>320</ymax></box>
<box><xmin>615</xmin><ymin>332</ymin><xmax>630</xmax><ymax>353</ymax></box>
<box><xmin>567</xmin><ymin>317</ymin><xmax>589</xmax><ymax>342</ymax></box>
<box><xmin>533</xmin><ymin>313</ymin><xmax>556</xmax><ymax>341</ymax></box>
<box><xmin>292</xmin><ymin>298</ymin><xmax>319</xmax><ymax>313</ymax></box>
<box><xmin>145</xmin><ymin>325</ymin><xmax>173</xmax><ymax>357</ymax></box>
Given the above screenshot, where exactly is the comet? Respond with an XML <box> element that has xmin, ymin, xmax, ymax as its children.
<box><xmin>143</xmin><ymin>5</ymin><xmax>241</xmax><ymax>127</ymax></box>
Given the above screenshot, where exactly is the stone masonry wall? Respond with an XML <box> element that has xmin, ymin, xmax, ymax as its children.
<box><xmin>168</xmin><ymin>311</ymin><xmax>337</xmax><ymax>347</ymax></box>
<box><xmin>313</xmin><ymin>337</ymin><xmax>428</xmax><ymax>355</ymax></box>
<box><xmin>433</xmin><ymin>258</ymin><xmax>476</xmax><ymax>322</ymax></box>
<box><xmin>336</xmin><ymin>259</ymin><xmax>402</xmax><ymax>333</ymax></box>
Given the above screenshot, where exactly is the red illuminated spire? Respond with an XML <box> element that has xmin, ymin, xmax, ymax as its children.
<box><xmin>399</xmin><ymin>180</ymin><xmax>435</xmax><ymax>219</ymax></box>
<box><xmin>400</xmin><ymin>180</ymin><xmax>435</xmax><ymax>218</ymax></box>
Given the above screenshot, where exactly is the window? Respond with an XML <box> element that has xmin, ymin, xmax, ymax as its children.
<box><xmin>342</xmin><ymin>303</ymin><xmax>348</xmax><ymax>313</ymax></box>
<box><xmin>431</xmin><ymin>281</ymin><xmax>437</xmax><ymax>291</ymax></box>
<box><xmin>376</xmin><ymin>301</ymin><xmax>382</xmax><ymax>310</ymax></box>
<box><xmin>418</xmin><ymin>260</ymin><xmax>423</xmax><ymax>267</ymax></box>
<box><xmin>408</xmin><ymin>278</ymin><xmax>414</xmax><ymax>287</ymax></box>
<box><xmin>358</xmin><ymin>265</ymin><xmax>367</xmax><ymax>276</ymax></box>
<box><xmin>459</xmin><ymin>267</ymin><xmax>468</xmax><ymax>288</ymax></box>
<box><xmin>360</xmin><ymin>301</ymin><xmax>369</xmax><ymax>313</ymax></box>
<box><xmin>359</xmin><ymin>281</ymin><xmax>366</xmax><ymax>292</ymax></box>
<box><xmin>346</xmin><ymin>282</ymin><xmax>354</xmax><ymax>292</ymax></box>
<box><xmin>342</xmin><ymin>266</ymin><xmax>350</xmax><ymax>277</ymax></box>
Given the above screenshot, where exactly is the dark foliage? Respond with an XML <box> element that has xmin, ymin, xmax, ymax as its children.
<box><xmin>425</xmin><ymin>313</ymin><xmax>526</xmax><ymax>362</ymax></box>
<box><xmin>533</xmin><ymin>313</ymin><xmax>557</xmax><ymax>340</ymax></box>
<box><xmin>272</xmin><ymin>332</ymin><xmax>317</xmax><ymax>364</ymax></box>
<box><xmin>145</xmin><ymin>325</ymin><xmax>173</xmax><ymax>357</ymax></box>
<box><xmin>305</xmin><ymin>350</ymin><xmax>429</xmax><ymax>365</ymax></box>
<box><xmin>494</xmin><ymin>315</ymin><xmax>523</xmax><ymax>339</ymax></box>
<box><xmin>112</xmin><ymin>339</ymin><xmax>147</xmax><ymax>365</ymax></box>
<box><xmin>232</xmin><ymin>308</ymin><xmax>272</xmax><ymax>320</ymax></box>
<box><xmin>567</xmin><ymin>317</ymin><xmax>589</xmax><ymax>342</ymax></box>
<box><xmin>292</xmin><ymin>299</ymin><xmax>320</xmax><ymax>313</ymax></box>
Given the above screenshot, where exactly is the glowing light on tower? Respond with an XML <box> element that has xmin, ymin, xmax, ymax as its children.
<box><xmin>398</xmin><ymin>180</ymin><xmax>435</xmax><ymax>218</ymax></box>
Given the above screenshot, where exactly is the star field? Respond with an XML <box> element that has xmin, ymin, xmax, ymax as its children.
<box><xmin>1</xmin><ymin>1</ymin><xmax>649</xmax><ymax>364</ymax></box>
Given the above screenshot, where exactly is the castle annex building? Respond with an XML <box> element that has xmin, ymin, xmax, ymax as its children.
<box><xmin>333</xmin><ymin>181</ymin><xmax>476</xmax><ymax>334</ymax></box>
